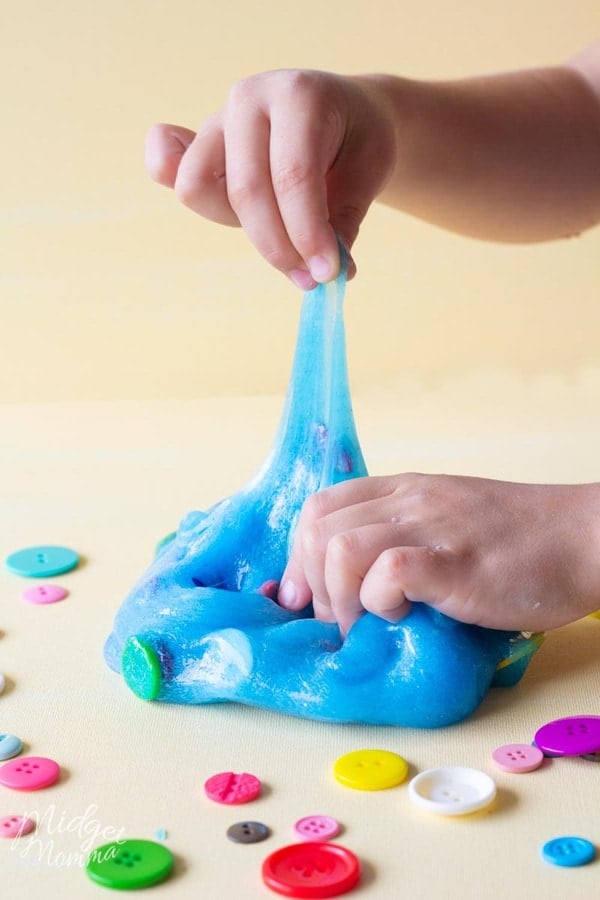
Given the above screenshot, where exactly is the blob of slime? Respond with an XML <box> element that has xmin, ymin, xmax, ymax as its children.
<box><xmin>104</xmin><ymin>263</ymin><xmax>541</xmax><ymax>727</ymax></box>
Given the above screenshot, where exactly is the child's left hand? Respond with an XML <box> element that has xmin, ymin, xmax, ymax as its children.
<box><xmin>277</xmin><ymin>473</ymin><xmax>600</xmax><ymax>636</ymax></box>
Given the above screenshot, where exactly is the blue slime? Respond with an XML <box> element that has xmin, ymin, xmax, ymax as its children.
<box><xmin>104</xmin><ymin>263</ymin><xmax>541</xmax><ymax>727</ymax></box>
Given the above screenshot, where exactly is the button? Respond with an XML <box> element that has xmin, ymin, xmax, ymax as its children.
<box><xmin>262</xmin><ymin>841</ymin><xmax>360</xmax><ymax>897</ymax></box>
<box><xmin>23</xmin><ymin>584</ymin><xmax>69</xmax><ymax>605</ymax></box>
<box><xmin>534</xmin><ymin>716</ymin><xmax>600</xmax><ymax>757</ymax></box>
<box><xmin>154</xmin><ymin>532</ymin><xmax>176</xmax><ymax>558</ymax></box>
<box><xmin>492</xmin><ymin>743</ymin><xmax>544</xmax><ymax>773</ymax></box>
<box><xmin>258</xmin><ymin>580</ymin><xmax>280</xmax><ymax>600</ymax></box>
<box><xmin>333</xmin><ymin>749</ymin><xmax>408</xmax><ymax>791</ymax></box>
<box><xmin>0</xmin><ymin>734</ymin><xmax>23</xmax><ymax>761</ymax></box>
<box><xmin>0</xmin><ymin>756</ymin><xmax>60</xmax><ymax>790</ymax></box>
<box><xmin>408</xmin><ymin>766</ymin><xmax>496</xmax><ymax>816</ymax></box>
<box><xmin>204</xmin><ymin>772</ymin><xmax>262</xmax><ymax>804</ymax></box>
<box><xmin>121</xmin><ymin>637</ymin><xmax>162</xmax><ymax>701</ymax></box>
<box><xmin>227</xmin><ymin>821</ymin><xmax>270</xmax><ymax>844</ymax></box>
<box><xmin>85</xmin><ymin>838</ymin><xmax>174</xmax><ymax>889</ymax></box>
<box><xmin>5</xmin><ymin>546</ymin><xmax>79</xmax><ymax>578</ymax></box>
<box><xmin>0</xmin><ymin>815</ymin><xmax>35</xmax><ymax>838</ymax></box>
<box><xmin>542</xmin><ymin>836</ymin><xmax>596</xmax><ymax>867</ymax></box>
<box><xmin>294</xmin><ymin>816</ymin><xmax>341</xmax><ymax>842</ymax></box>
<box><xmin>581</xmin><ymin>751</ymin><xmax>600</xmax><ymax>762</ymax></box>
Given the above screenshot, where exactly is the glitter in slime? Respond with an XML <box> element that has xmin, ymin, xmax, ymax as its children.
<box><xmin>104</xmin><ymin>259</ymin><xmax>542</xmax><ymax>727</ymax></box>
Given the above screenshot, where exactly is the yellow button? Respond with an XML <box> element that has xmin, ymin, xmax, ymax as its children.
<box><xmin>333</xmin><ymin>749</ymin><xmax>409</xmax><ymax>791</ymax></box>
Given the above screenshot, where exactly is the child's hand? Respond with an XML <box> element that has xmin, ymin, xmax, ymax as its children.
<box><xmin>277</xmin><ymin>473</ymin><xmax>600</xmax><ymax>635</ymax></box>
<box><xmin>144</xmin><ymin>70</ymin><xmax>396</xmax><ymax>289</ymax></box>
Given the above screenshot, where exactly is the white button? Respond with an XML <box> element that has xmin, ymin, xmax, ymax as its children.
<box><xmin>408</xmin><ymin>766</ymin><xmax>496</xmax><ymax>816</ymax></box>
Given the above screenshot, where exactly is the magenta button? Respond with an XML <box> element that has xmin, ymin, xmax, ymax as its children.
<box><xmin>204</xmin><ymin>772</ymin><xmax>261</xmax><ymax>805</ymax></box>
<box><xmin>534</xmin><ymin>716</ymin><xmax>600</xmax><ymax>757</ymax></box>
<box><xmin>0</xmin><ymin>756</ymin><xmax>60</xmax><ymax>791</ymax></box>
<box><xmin>23</xmin><ymin>584</ymin><xmax>68</xmax><ymax>605</ymax></box>
<box><xmin>0</xmin><ymin>815</ymin><xmax>35</xmax><ymax>838</ymax></box>
<box><xmin>492</xmin><ymin>743</ymin><xmax>544</xmax><ymax>773</ymax></box>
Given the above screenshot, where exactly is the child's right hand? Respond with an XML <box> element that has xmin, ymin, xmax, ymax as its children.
<box><xmin>144</xmin><ymin>70</ymin><xmax>397</xmax><ymax>289</ymax></box>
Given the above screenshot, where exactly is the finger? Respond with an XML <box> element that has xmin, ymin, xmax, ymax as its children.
<box><xmin>326</xmin><ymin>139</ymin><xmax>393</xmax><ymax>259</ymax></box>
<box><xmin>223</xmin><ymin>88</ymin><xmax>312</xmax><ymax>284</ymax></box>
<box><xmin>360</xmin><ymin>545</ymin><xmax>455</xmax><ymax>621</ymax></box>
<box><xmin>173</xmin><ymin>112</ymin><xmax>240</xmax><ymax>226</ymax></box>
<box><xmin>269</xmin><ymin>98</ymin><xmax>343</xmax><ymax>283</ymax></box>
<box><xmin>145</xmin><ymin>123</ymin><xmax>197</xmax><ymax>188</ymax></box>
<box><xmin>278</xmin><ymin>477</ymin><xmax>408</xmax><ymax>614</ymax></box>
<box><xmin>278</xmin><ymin>489</ymin><xmax>338</xmax><ymax>614</ymax></box>
<box><xmin>325</xmin><ymin>523</ymin><xmax>432</xmax><ymax>634</ymax></box>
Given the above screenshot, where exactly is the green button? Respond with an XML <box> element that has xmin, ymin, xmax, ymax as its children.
<box><xmin>86</xmin><ymin>838</ymin><xmax>173</xmax><ymax>889</ymax></box>
<box><xmin>122</xmin><ymin>637</ymin><xmax>162</xmax><ymax>701</ymax></box>
<box><xmin>154</xmin><ymin>532</ymin><xmax>176</xmax><ymax>558</ymax></box>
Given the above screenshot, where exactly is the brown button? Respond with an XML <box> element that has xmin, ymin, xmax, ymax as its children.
<box><xmin>226</xmin><ymin>821</ymin><xmax>270</xmax><ymax>844</ymax></box>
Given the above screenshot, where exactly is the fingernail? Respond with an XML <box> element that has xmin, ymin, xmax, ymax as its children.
<box><xmin>308</xmin><ymin>255</ymin><xmax>333</xmax><ymax>283</ymax></box>
<box><xmin>289</xmin><ymin>269</ymin><xmax>317</xmax><ymax>291</ymax></box>
<box><xmin>278</xmin><ymin>579</ymin><xmax>299</xmax><ymax>609</ymax></box>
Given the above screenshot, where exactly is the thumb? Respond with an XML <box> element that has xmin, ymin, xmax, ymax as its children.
<box><xmin>277</xmin><ymin>554</ymin><xmax>314</xmax><ymax>613</ymax></box>
<box><xmin>145</xmin><ymin>123</ymin><xmax>197</xmax><ymax>188</ymax></box>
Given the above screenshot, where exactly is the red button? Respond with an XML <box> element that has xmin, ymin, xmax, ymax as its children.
<box><xmin>204</xmin><ymin>771</ymin><xmax>261</xmax><ymax>805</ymax></box>
<box><xmin>262</xmin><ymin>841</ymin><xmax>360</xmax><ymax>898</ymax></box>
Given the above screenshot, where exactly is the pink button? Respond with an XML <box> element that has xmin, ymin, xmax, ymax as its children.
<box><xmin>204</xmin><ymin>772</ymin><xmax>261</xmax><ymax>805</ymax></box>
<box><xmin>0</xmin><ymin>756</ymin><xmax>61</xmax><ymax>791</ymax></box>
<box><xmin>22</xmin><ymin>585</ymin><xmax>68</xmax><ymax>605</ymax></box>
<box><xmin>534</xmin><ymin>716</ymin><xmax>600</xmax><ymax>757</ymax></box>
<box><xmin>258</xmin><ymin>580</ymin><xmax>279</xmax><ymax>600</ymax></box>
<box><xmin>293</xmin><ymin>815</ymin><xmax>341</xmax><ymax>841</ymax></box>
<box><xmin>492</xmin><ymin>743</ymin><xmax>544</xmax><ymax>773</ymax></box>
<box><xmin>0</xmin><ymin>815</ymin><xmax>35</xmax><ymax>838</ymax></box>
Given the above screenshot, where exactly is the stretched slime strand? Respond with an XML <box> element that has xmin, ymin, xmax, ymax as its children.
<box><xmin>105</xmin><ymin>260</ymin><xmax>540</xmax><ymax>726</ymax></box>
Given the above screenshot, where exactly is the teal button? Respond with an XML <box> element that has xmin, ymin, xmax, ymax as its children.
<box><xmin>5</xmin><ymin>545</ymin><xmax>80</xmax><ymax>578</ymax></box>
<box><xmin>0</xmin><ymin>734</ymin><xmax>23</xmax><ymax>761</ymax></box>
<box><xmin>86</xmin><ymin>839</ymin><xmax>174</xmax><ymax>889</ymax></box>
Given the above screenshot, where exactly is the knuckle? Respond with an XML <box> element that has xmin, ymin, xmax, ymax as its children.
<box><xmin>272</xmin><ymin>158</ymin><xmax>315</xmax><ymax>197</ymax></box>
<box><xmin>226</xmin><ymin>175</ymin><xmax>262</xmax><ymax>212</ymax></box>
<box><xmin>174</xmin><ymin>172</ymin><xmax>199</xmax><ymax>209</ymax></box>
<box><xmin>226</xmin><ymin>74</ymin><xmax>261</xmax><ymax>108</ymax></box>
<box><xmin>300</xmin><ymin>520</ymin><xmax>326</xmax><ymax>560</ymax></box>
<box><xmin>379</xmin><ymin>546</ymin><xmax>412</xmax><ymax>581</ymax></box>
<box><xmin>327</xmin><ymin>532</ymin><xmax>359</xmax><ymax>568</ymax></box>
<box><xmin>300</xmin><ymin>491</ymin><xmax>331</xmax><ymax>528</ymax></box>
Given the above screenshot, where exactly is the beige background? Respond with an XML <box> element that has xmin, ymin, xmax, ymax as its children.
<box><xmin>2</xmin><ymin>0</ymin><xmax>599</xmax><ymax>403</ymax></box>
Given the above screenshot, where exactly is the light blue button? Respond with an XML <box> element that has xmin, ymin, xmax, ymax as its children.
<box><xmin>5</xmin><ymin>545</ymin><xmax>79</xmax><ymax>578</ymax></box>
<box><xmin>542</xmin><ymin>836</ymin><xmax>596</xmax><ymax>867</ymax></box>
<box><xmin>0</xmin><ymin>734</ymin><xmax>23</xmax><ymax>761</ymax></box>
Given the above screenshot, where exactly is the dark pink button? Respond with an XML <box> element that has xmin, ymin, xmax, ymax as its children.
<box><xmin>294</xmin><ymin>815</ymin><xmax>341</xmax><ymax>841</ymax></box>
<box><xmin>0</xmin><ymin>815</ymin><xmax>35</xmax><ymax>837</ymax></box>
<box><xmin>0</xmin><ymin>756</ymin><xmax>60</xmax><ymax>790</ymax></box>
<box><xmin>204</xmin><ymin>772</ymin><xmax>261</xmax><ymax>805</ymax></box>
<box><xmin>23</xmin><ymin>584</ymin><xmax>68</xmax><ymax>605</ymax></box>
<box><xmin>534</xmin><ymin>717</ymin><xmax>600</xmax><ymax>757</ymax></box>
<box><xmin>492</xmin><ymin>743</ymin><xmax>544</xmax><ymax>773</ymax></box>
